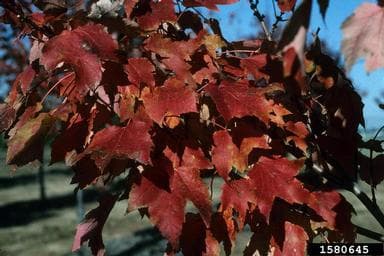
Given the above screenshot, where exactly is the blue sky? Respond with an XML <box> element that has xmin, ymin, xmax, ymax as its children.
<box><xmin>207</xmin><ymin>0</ymin><xmax>383</xmax><ymax>129</ymax></box>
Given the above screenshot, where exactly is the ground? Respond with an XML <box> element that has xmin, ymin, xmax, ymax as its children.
<box><xmin>0</xmin><ymin>148</ymin><xmax>383</xmax><ymax>256</ymax></box>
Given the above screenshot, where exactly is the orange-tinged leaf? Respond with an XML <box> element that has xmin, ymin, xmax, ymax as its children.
<box><xmin>124</xmin><ymin>0</ymin><xmax>139</xmax><ymax>17</ymax></box>
<box><xmin>203</xmin><ymin>34</ymin><xmax>226</xmax><ymax>58</ymax></box>
<box><xmin>144</xmin><ymin>33</ymin><xmax>203</xmax><ymax>83</ymax></box>
<box><xmin>6</xmin><ymin>113</ymin><xmax>54</xmax><ymax>166</ymax></box>
<box><xmin>212</xmin><ymin>130</ymin><xmax>243</xmax><ymax>179</ymax></box>
<box><xmin>0</xmin><ymin>103</ymin><xmax>16</xmax><ymax>133</ymax></box>
<box><xmin>212</xmin><ymin>130</ymin><xmax>269</xmax><ymax>179</ymax></box>
<box><xmin>342</xmin><ymin>3</ymin><xmax>384</xmax><ymax>72</ymax></box>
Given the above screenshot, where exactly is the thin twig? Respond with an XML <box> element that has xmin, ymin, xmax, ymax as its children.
<box><xmin>249</xmin><ymin>0</ymin><xmax>272</xmax><ymax>41</ymax></box>
<box><xmin>210</xmin><ymin>174</ymin><xmax>215</xmax><ymax>200</ymax></box>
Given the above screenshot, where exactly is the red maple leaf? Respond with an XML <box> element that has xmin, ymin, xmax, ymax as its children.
<box><xmin>212</xmin><ymin>130</ymin><xmax>269</xmax><ymax>179</ymax></box>
<box><xmin>79</xmin><ymin>114</ymin><xmax>153</xmax><ymax>170</ymax></box>
<box><xmin>280</xmin><ymin>222</ymin><xmax>308</xmax><ymax>256</ymax></box>
<box><xmin>206</xmin><ymin>80</ymin><xmax>273</xmax><ymax>124</ymax></box>
<box><xmin>41</xmin><ymin>24</ymin><xmax>117</xmax><ymax>101</ymax></box>
<box><xmin>137</xmin><ymin>0</ymin><xmax>177</xmax><ymax>30</ymax></box>
<box><xmin>142</xmin><ymin>78</ymin><xmax>198</xmax><ymax>125</ymax></box>
<box><xmin>144</xmin><ymin>33</ymin><xmax>203</xmax><ymax>83</ymax></box>
<box><xmin>128</xmin><ymin>147</ymin><xmax>212</xmax><ymax>247</ymax></box>
<box><xmin>125</xmin><ymin>58</ymin><xmax>155</xmax><ymax>88</ymax></box>
<box><xmin>247</xmin><ymin>157</ymin><xmax>307</xmax><ymax>219</ymax></box>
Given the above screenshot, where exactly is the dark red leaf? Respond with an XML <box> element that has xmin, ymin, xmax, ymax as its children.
<box><xmin>129</xmin><ymin>147</ymin><xmax>212</xmax><ymax>247</ymax></box>
<box><xmin>179</xmin><ymin>213</ymin><xmax>220</xmax><ymax>256</ymax></box>
<box><xmin>41</xmin><ymin>24</ymin><xmax>117</xmax><ymax>101</ymax></box>
<box><xmin>137</xmin><ymin>0</ymin><xmax>177</xmax><ymax>30</ymax></box>
<box><xmin>72</xmin><ymin>194</ymin><xmax>117</xmax><ymax>256</ymax></box>
<box><xmin>359</xmin><ymin>154</ymin><xmax>384</xmax><ymax>186</ymax></box>
<box><xmin>80</xmin><ymin>114</ymin><xmax>153</xmax><ymax>170</ymax></box>
<box><xmin>206</xmin><ymin>81</ymin><xmax>273</xmax><ymax>124</ymax></box>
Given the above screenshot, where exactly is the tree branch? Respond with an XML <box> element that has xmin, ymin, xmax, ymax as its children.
<box><xmin>354</xmin><ymin>224</ymin><xmax>384</xmax><ymax>242</ymax></box>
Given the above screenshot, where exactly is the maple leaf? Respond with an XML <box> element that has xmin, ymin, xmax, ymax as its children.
<box><xmin>0</xmin><ymin>103</ymin><xmax>16</xmax><ymax>133</ymax></box>
<box><xmin>359</xmin><ymin>153</ymin><xmax>384</xmax><ymax>186</ymax></box>
<box><xmin>205</xmin><ymin>80</ymin><xmax>273</xmax><ymax>124</ymax></box>
<box><xmin>178</xmin><ymin>213</ymin><xmax>220</xmax><ymax>256</ymax></box>
<box><xmin>142</xmin><ymin>78</ymin><xmax>197</xmax><ymax>125</ymax></box>
<box><xmin>342</xmin><ymin>3</ymin><xmax>384</xmax><ymax>72</ymax></box>
<box><xmin>12</xmin><ymin>65</ymin><xmax>36</xmax><ymax>95</ymax></box>
<box><xmin>50</xmin><ymin>115</ymin><xmax>89</xmax><ymax>164</ymax></box>
<box><xmin>6</xmin><ymin>113</ymin><xmax>54</xmax><ymax>166</ymax></box>
<box><xmin>221</xmin><ymin>178</ymin><xmax>256</xmax><ymax>225</ymax></box>
<box><xmin>137</xmin><ymin>0</ymin><xmax>177</xmax><ymax>30</ymax></box>
<box><xmin>240</xmin><ymin>54</ymin><xmax>268</xmax><ymax>80</ymax></box>
<box><xmin>79</xmin><ymin>115</ymin><xmax>153</xmax><ymax>171</ymax></box>
<box><xmin>212</xmin><ymin>130</ymin><xmax>269</xmax><ymax>179</ymax></box>
<box><xmin>144</xmin><ymin>33</ymin><xmax>202</xmax><ymax>83</ymax></box>
<box><xmin>182</xmin><ymin>0</ymin><xmax>239</xmax><ymax>11</ymax></box>
<box><xmin>72</xmin><ymin>194</ymin><xmax>117</xmax><ymax>256</ymax></box>
<box><xmin>41</xmin><ymin>24</ymin><xmax>117</xmax><ymax>101</ymax></box>
<box><xmin>247</xmin><ymin>157</ymin><xmax>307</xmax><ymax>219</ymax></box>
<box><xmin>280</xmin><ymin>222</ymin><xmax>308</xmax><ymax>256</ymax></box>
<box><xmin>128</xmin><ymin>147</ymin><xmax>212</xmax><ymax>247</ymax></box>
<box><xmin>125</xmin><ymin>58</ymin><xmax>155</xmax><ymax>88</ymax></box>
